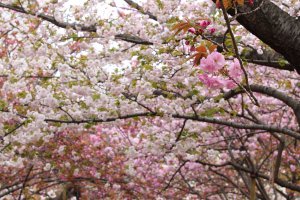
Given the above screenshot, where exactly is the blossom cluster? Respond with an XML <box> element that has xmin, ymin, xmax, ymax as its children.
<box><xmin>198</xmin><ymin>52</ymin><xmax>243</xmax><ymax>89</ymax></box>
<box><xmin>0</xmin><ymin>0</ymin><xmax>299</xmax><ymax>199</ymax></box>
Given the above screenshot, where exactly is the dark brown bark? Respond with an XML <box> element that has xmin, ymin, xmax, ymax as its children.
<box><xmin>226</xmin><ymin>1</ymin><xmax>300</xmax><ymax>73</ymax></box>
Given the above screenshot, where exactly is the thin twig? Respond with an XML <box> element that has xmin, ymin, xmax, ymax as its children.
<box><xmin>18</xmin><ymin>165</ymin><xmax>34</xmax><ymax>200</ymax></box>
<box><xmin>162</xmin><ymin>161</ymin><xmax>188</xmax><ymax>191</ymax></box>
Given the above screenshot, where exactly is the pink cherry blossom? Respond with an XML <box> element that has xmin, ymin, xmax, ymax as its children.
<box><xmin>223</xmin><ymin>79</ymin><xmax>236</xmax><ymax>89</ymax></box>
<box><xmin>199</xmin><ymin>52</ymin><xmax>225</xmax><ymax>72</ymax></box>
<box><xmin>208</xmin><ymin>27</ymin><xmax>216</xmax><ymax>34</ymax></box>
<box><xmin>197</xmin><ymin>20</ymin><xmax>211</xmax><ymax>28</ymax></box>
<box><xmin>228</xmin><ymin>58</ymin><xmax>243</xmax><ymax>79</ymax></box>
<box><xmin>188</xmin><ymin>27</ymin><xmax>196</xmax><ymax>34</ymax></box>
<box><xmin>0</xmin><ymin>0</ymin><xmax>299</xmax><ymax>199</ymax></box>
<box><xmin>290</xmin><ymin>164</ymin><xmax>296</xmax><ymax>172</ymax></box>
<box><xmin>200</xmin><ymin>57</ymin><xmax>218</xmax><ymax>72</ymax></box>
<box><xmin>209</xmin><ymin>52</ymin><xmax>225</xmax><ymax>68</ymax></box>
<box><xmin>198</xmin><ymin>74</ymin><xmax>223</xmax><ymax>89</ymax></box>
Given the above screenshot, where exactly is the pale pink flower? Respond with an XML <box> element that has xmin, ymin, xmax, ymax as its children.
<box><xmin>117</xmin><ymin>9</ymin><xmax>126</xmax><ymax>18</ymax></box>
<box><xmin>223</xmin><ymin>79</ymin><xmax>236</xmax><ymax>89</ymax></box>
<box><xmin>188</xmin><ymin>27</ymin><xmax>196</xmax><ymax>34</ymax></box>
<box><xmin>131</xmin><ymin>56</ymin><xmax>139</xmax><ymax>68</ymax></box>
<box><xmin>199</xmin><ymin>52</ymin><xmax>225</xmax><ymax>72</ymax></box>
<box><xmin>228</xmin><ymin>58</ymin><xmax>243</xmax><ymax>79</ymax></box>
<box><xmin>209</xmin><ymin>52</ymin><xmax>225</xmax><ymax>68</ymax></box>
<box><xmin>199</xmin><ymin>74</ymin><xmax>223</xmax><ymax>89</ymax></box>
<box><xmin>4</xmin><ymin>38</ymin><xmax>16</xmax><ymax>45</ymax></box>
<box><xmin>200</xmin><ymin>57</ymin><xmax>217</xmax><ymax>72</ymax></box>
<box><xmin>290</xmin><ymin>164</ymin><xmax>296</xmax><ymax>172</ymax></box>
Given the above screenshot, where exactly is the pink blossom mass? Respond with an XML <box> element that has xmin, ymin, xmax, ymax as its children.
<box><xmin>199</xmin><ymin>52</ymin><xmax>225</xmax><ymax>73</ymax></box>
<box><xmin>0</xmin><ymin>0</ymin><xmax>299</xmax><ymax>199</ymax></box>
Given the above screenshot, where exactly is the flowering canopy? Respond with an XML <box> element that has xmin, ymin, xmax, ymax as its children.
<box><xmin>0</xmin><ymin>0</ymin><xmax>300</xmax><ymax>199</ymax></box>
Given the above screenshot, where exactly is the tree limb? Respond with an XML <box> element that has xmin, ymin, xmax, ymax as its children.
<box><xmin>221</xmin><ymin>0</ymin><xmax>300</xmax><ymax>73</ymax></box>
<box><xmin>224</xmin><ymin>84</ymin><xmax>300</xmax><ymax>126</ymax></box>
<box><xmin>123</xmin><ymin>0</ymin><xmax>157</xmax><ymax>21</ymax></box>
<box><xmin>44</xmin><ymin>112</ymin><xmax>300</xmax><ymax>139</ymax></box>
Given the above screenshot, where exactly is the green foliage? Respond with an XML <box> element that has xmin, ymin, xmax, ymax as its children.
<box><xmin>156</xmin><ymin>0</ymin><xmax>164</xmax><ymax>9</ymax></box>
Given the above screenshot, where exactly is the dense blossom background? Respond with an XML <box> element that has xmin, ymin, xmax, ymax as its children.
<box><xmin>0</xmin><ymin>0</ymin><xmax>299</xmax><ymax>199</ymax></box>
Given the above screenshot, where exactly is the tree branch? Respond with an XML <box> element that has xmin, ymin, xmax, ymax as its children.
<box><xmin>273</xmin><ymin>140</ymin><xmax>285</xmax><ymax>181</ymax></box>
<box><xmin>44</xmin><ymin>111</ymin><xmax>300</xmax><ymax>139</ymax></box>
<box><xmin>220</xmin><ymin>0</ymin><xmax>300</xmax><ymax>73</ymax></box>
<box><xmin>18</xmin><ymin>165</ymin><xmax>33</xmax><ymax>200</ymax></box>
<box><xmin>123</xmin><ymin>0</ymin><xmax>157</xmax><ymax>21</ymax></box>
<box><xmin>196</xmin><ymin>159</ymin><xmax>300</xmax><ymax>192</ymax></box>
<box><xmin>224</xmin><ymin>84</ymin><xmax>300</xmax><ymax>126</ymax></box>
<box><xmin>0</xmin><ymin>2</ymin><xmax>153</xmax><ymax>45</ymax></box>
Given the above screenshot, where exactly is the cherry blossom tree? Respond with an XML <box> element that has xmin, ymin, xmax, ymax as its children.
<box><xmin>0</xmin><ymin>0</ymin><xmax>299</xmax><ymax>199</ymax></box>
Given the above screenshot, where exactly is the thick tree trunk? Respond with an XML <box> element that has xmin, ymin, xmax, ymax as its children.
<box><xmin>227</xmin><ymin>1</ymin><xmax>300</xmax><ymax>73</ymax></box>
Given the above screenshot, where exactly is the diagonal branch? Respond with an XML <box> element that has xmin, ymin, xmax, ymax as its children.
<box><xmin>123</xmin><ymin>0</ymin><xmax>157</xmax><ymax>21</ymax></box>
<box><xmin>173</xmin><ymin>114</ymin><xmax>300</xmax><ymax>140</ymax></box>
<box><xmin>0</xmin><ymin>2</ymin><xmax>153</xmax><ymax>45</ymax></box>
<box><xmin>18</xmin><ymin>165</ymin><xmax>34</xmax><ymax>200</ymax></box>
<box><xmin>162</xmin><ymin>161</ymin><xmax>188</xmax><ymax>191</ymax></box>
<box><xmin>197</xmin><ymin>158</ymin><xmax>300</xmax><ymax>192</ymax></box>
<box><xmin>244</xmin><ymin>59</ymin><xmax>294</xmax><ymax>71</ymax></box>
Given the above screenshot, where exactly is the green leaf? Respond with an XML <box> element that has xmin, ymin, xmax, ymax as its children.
<box><xmin>200</xmin><ymin>107</ymin><xmax>220</xmax><ymax>117</ymax></box>
<box><xmin>166</xmin><ymin>17</ymin><xmax>179</xmax><ymax>25</ymax></box>
<box><xmin>156</xmin><ymin>0</ymin><xmax>164</xmax><ymax>9</ymax></box>
<box><xmin>92</xmin><ymin>93</ymin><xmax>101</xmax><ymax>100</ymax></box>
<box><xmin>143</xmin><ymin>64</ymin><xmax>153</xmax><ymax>70</ymax></box>
<box><xmin>278</xmin><ymin>59</ymin><xmax>288</xmax><ymax>67</ymax></box>
<box><xmin>17</xmin><ymin>91</ymin><xmax>27</xmax><ymax>98</ymax></box>
<box><xmin>0</xmin><ymin>100</ymin><xmax>7</xmax><ymax>110</ymax></box>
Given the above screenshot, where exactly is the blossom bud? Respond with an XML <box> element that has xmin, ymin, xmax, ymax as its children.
<box><xmin>188</xmin><ymin>27</ymin><xmax>196</xmax><ymax>34</ymax></box>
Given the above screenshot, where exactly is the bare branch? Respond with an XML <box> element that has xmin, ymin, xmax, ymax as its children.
<box><xmin>163</xmin><ymin>161</ymin><xmax>188</xmax><ymax>191</ymax></box>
